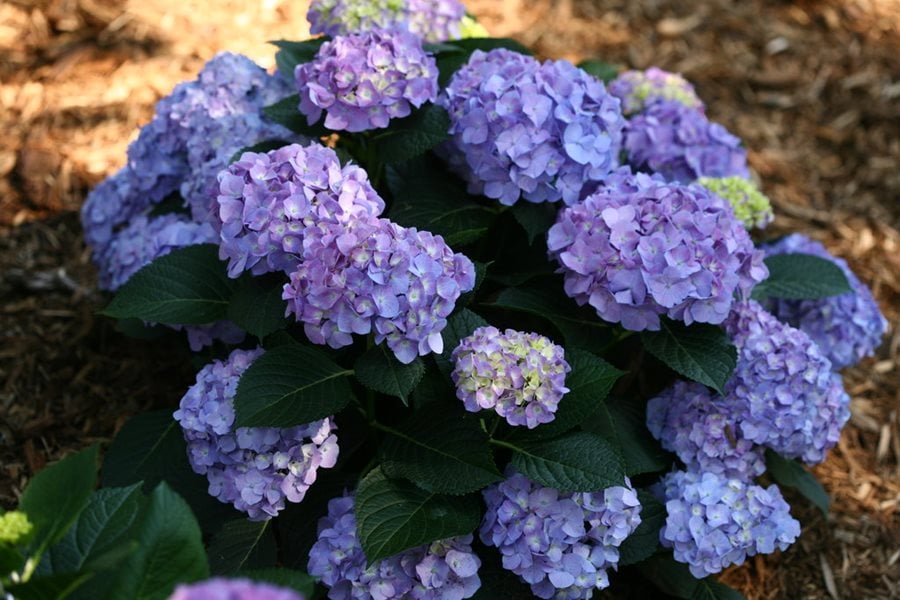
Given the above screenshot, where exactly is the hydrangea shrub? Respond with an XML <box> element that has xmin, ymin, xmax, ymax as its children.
<box><xmin>6</xmin><ymin>6</ymin><xmax>888</xmax><ymax>600</ymax></box>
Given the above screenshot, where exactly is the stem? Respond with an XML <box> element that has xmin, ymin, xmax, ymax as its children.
<box><xmin>487</xmin><ymin>437</ymin><xmax>518</xmax><ymax>452</ymax></box>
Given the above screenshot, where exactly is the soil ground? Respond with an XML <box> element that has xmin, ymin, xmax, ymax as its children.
<box><xmin>1</xmin><ymin>0</ymin><xmax>898</xmax><ymax>598</ymax></box>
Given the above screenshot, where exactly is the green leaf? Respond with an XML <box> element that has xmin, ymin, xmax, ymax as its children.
<box><xmin>101</xmin><ymin>244</ymin><xmax>236</xmax><ymax>325</ymax></box>
<box><xmin>262</xmin><ymin>94</ymin><xmax>330</xmax><ymax>138</ymax></box>
<box><xmin>640</xmin><ymin>319</ymin><xmax>737</xmax><ymax>395</ymax></box>
<box><xmin>583</xmin><ymin>399</ymin><xmax>670</xmax><ymax>476</ymax></box>
<box><xmin>227</xmin><ymin>273</ymin><xmax>289</xmax><ymax>339</ymax></box>
<box><xmin>386</xmin><ymin>157</ymin><xmax>498</xmax><ymax>247</ymax></box>
<box><xmin>639</xmin><ymin>554</ymin><xmax>746</xmax><ymax>599</ymax></box>
<box><xmin>576</xmin><ymin>59</ymin><xmax>619</xmax><ymax>83</ymax></box>
<box><xmin>233</xmin><ymin>342</ymin><xmax>355</xmax><ymax>427</ymax></box>
<box><xmin>692</xmin><ymin>579</ymin><xmax>747</xmax><ymax>600</ymax></box>
<box><xmin>207</xmin><ymin>520</ymin><xmax>276</xmax><ymax>575</ymax></box>
<box><xmin>435</xmin><ymin>38</ymin><xmax>532</xmax><ymax>86</ymax></box>
<box><xmin>354</xmin><ymin>467</ymin><xmax>482</xmax><ymax>563</ymax></box>
<box><xmin>379</xmin><ymin>404</ymin><xmax>502</xmax><ymax>495</ymax></box>
<box><xmin>434</xmin><ymin>308</ymin><xmax>489</xmax><ymax>378</ymax></box>
<box><xmin>0</xmin><ymin>544</ymin><xmax>24</xmax><ymax>575</ymax></box>
<box><xmin>5</xmin><ymin>573</ymin><xmax>93</xmax><ymax>600</ymax></box>
<box><xmin>109</xmin><ymin>483</ymin><xmax>209</xmax><ymax>600</ymax></box>
<box><xmin>511</xmin><ymin>202</ymin><xmax>558</xmax><ymax>245</ymax></box>
<box><xmin>765</xmin><ymin>449</ymin><xmax>830</xmax><ymax>516</ymax></box>
<box><xmin>354</xmin><ymin>344</ymin><xmax>425</xmax><ymax>404</ymax></box>
<box><xmin>506</xmin><ymin>431</ymin><xmax>627</xmax><ymax>493</ymax></box>
<box><xmin>235</xmin><ymin>568</ymin><xmax>316</xmax><ymax>597</ymax></box>
<box><xmin>370</xmin><ymin>104</ymin><xmax>451</xmax><ymax>164</ymax></box>
<box><xmin>271</xmin><ymin>38</ymin><xmax>327</xmax><ymax>79</ymax></box>
<box><xmin>20</xmin><ymin>445</ymin><xmax>98</xmax><ymax>555</ymax></box>
<box><xmin>752</xmin><ymin>253</ymin><xmax>852</xmax><ymax>301</ymax></box>
<box><xmin>618</xmin><ymin>490</ymin><xmax>665</xmax><ymax>566</ymax></box>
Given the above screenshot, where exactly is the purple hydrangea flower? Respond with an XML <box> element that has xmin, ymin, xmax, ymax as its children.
<box><xmin>608</xmin><ymin>67</ymin><xmax>704</xmax><ymax>116</ymax></box>
<box><xmin>547</xmin><ymin>174</ymin><xmax>768</xmax><ymax>331</ymax></box>
<box><xmin>624</xmin><ymin>100</ymin><xmax>749</xmax><ymax>183</ymax></box>
<box><xmin>481</xmin><ymin>470</ymin><xmax>642</xmax><ymax>599</ymax></box>
<box><xmin>168</xmin><ymin>578</ymin><xmax>304</xmax><ymax>600</ymax></box>
<box><xmin>724</xmin><ymin>300</ymin><xmax>851</xmax><ymax>464</ymax></box>
<box><xmin>307</xmin><ymin>0</ymin><xmax>466</xmax><ymax>43</ymax></box>
<box><xmin>81</xmin><ymin>166</ymin><xmax>144</xmax><ymax>253</ymax></box>
<box><xmin>647</xmin><ymin>380</ymin><xmax>765</xmax><ymax>480</ymax></box>
<box><xmin>175</xmin><ymin>320</ymin><xmax>248</xmax><ymax>353</ymax></box>
<box><xmin>762</xmin><ymin>234</ymin><xmax>888</xmax><ymax>369</ymax></box>
<box><xmin>439</xmin><ymin>49</ymin><xmax>626</xmax><ymax>206</ymax></box>
<box><xmin>216</xmin><ymin>143</ymin><xmax>385</xmax><ymax>277</ymax></box>
<box><xmin>308</xmin><ymin>493</ymin><xmax>481</xmax><ymax>599</ymax></box>
<box><xmin>282</xmin><ymin>216</ymin><xmax>475</xmax><ymax>364</ymax></box>
<box><xmin>295</xmin><ymin>31</ymin><xmax>439</xmax><ymax>132</ymax></box>
<box><xmin>174</xmin><ymin>348</ymin><xmax>339</xmax><ymax>520</ymax></box>
<box><xmin>451</xmin><ymin>327</ymin><xmax>571</xmax><ymax>428</ymax></box>
<box><xmin>658</xmin><ymin>470</ymin><xmax>800</xmax><ymax>578</ymax></box>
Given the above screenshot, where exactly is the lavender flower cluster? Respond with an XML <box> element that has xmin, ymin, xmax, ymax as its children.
<box><xmin>295</xmin><ymin>31</ymin><xmax>438</xmax><ymax>132</ymax></box>
<box><xmin>547</xmin><ymin>172</ymin><xmax>768</xmax><ymax>331</ymax></box>
<box><xmin>308</xmin><ymin>493</ymin><xmax>481</xmax><ymax>599</ymax></box>
<box><xmin>307</xmin><ymin>0</ymin><xmax>467</xmax><ymax>43</ymax></box>
<box><xmin>168</xmin><ymin>579</ymin><xmax>304</xmax><ymax>600</ymax></box>
<box><xmin>608</xmin><ymin>67</ymin><xmax>704</xmax><ymax>116</ymax></box>
<box><xmin>480</xmin><ymin>470</ymin><xmax>642</xmax><ymax>599</ymax></box>
<box><xmin>174</xmin><ymin>348</ymin><xmax>339</xmax><ymax>520</ymax></box>
<box><xmin>657</xmin><ymin>471</ymin><xmax>800</xmax><ymax>578</ymax></box>
<box><xmin>217</xmin><ymin>143</ymin><xmax>385</xmax><ymax>277</ymax></box>
<box><xmin>450</xmin><ymin>327</ymin><xmax>571</xmax><ymax>428</ymax></box>
<box><xmin>439</xmin><ymin>48</ymin><xmax>626</xmax><ymax>206</ymax></box>
<box><xmin>762</xmin><ymin>234</ymin><xmax>888</xmax><ymax>369</ymax></box>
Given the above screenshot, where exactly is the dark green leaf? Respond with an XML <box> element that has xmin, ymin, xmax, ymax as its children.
<box><xmin>506</xmin><ymin>431</ymin><xmax>627</xmax><ymax>493</ymax></box>
<box><xmin>230</xmin><ymin>140</ymin><xmax>292</xmax><ymax>164</ymax></box>
<box><xmin>262</xmin><ymin>95</ymin><xmax>330</xmax><ymax>137</ymax></box>
<box><xmin>640</xmin><ymin>319</ymin><xmax>737</xmax><ymax>395</ymax></box>
<box><xmin>227</xmin><ymin>273</ymin><xmax>289</xmax><ymax>339</ymax></box>
<box><xmin>583</xmin><ymin>399</ymin><xmax>670</xmax><ymax>476</ymax></box>
<box><xmin>576</xmin><ymin>59</ymin><xmax>619</xmax><ymax>83</ymax></box>
<box><xmin>233</xmin><ymin>342</ymin><xmax>354</xmax><ymax>427</ymax></box>
<box><xmin>208</xmin><ymin>520</ymin><xmax>276</xmax><ymax>575</ymax></box>
<box><xmin>765</xmin><ymin>449</ymin><xmax>830</xmax><ymax>516</ymax></box>
<box><xmin>692</xmin><ymin>579</ymin><xmax>747</xmax><ymax>600</ymax></box>
<box><xmin>511</xmin><ymin>202</ymin><xmax>559</xmax><ymax>245</ymax></box>
<box><xmin>370</xmin><ymin>104</ymin><xmax>451</xmax><ymax>164</ymax></box>
<box><xmin>236</xmin><ymin>569</ymin><xmax>316</xmax><ymax>597</ymax></box>
<box><xmin>640</xmin><ymin>553</ymin><xmax>747</xmax><ymax>600</ymax></box>
<box><xmin>0</xmin><ymin>545</ymin><xmax>24</xmax><ymax>575</ymax></box>
<box><xmin>435</xmin><ymin>38</ymin><xmax>531</xmax><ymax>86</ymax></box>
<box><xmin>618</xmin><ymin>490</ymin><xmax>665</xmax><ymax>566</ymax></box>
<box><xmin>752</xmin><ymin>253</ymin><xmax>852</xmax><ymax>301</ymax></box>
<box><xmin>354</xmin><ymin>344</ymin><xmax>425</xmax><ymax>404</ymax></box>
<box><xmin>271</xmin><ymin>39</ymin><xmax>327</xmax><ymax>79</ymax></box>
<box><xmin>5</xmin><ymin>573</ymin><xmax>92</xmax><ymax>600</ymax></box>
<box><xmin>354</xmin><ymin>467</ymin><xmax>481</xmax><ymax>563</ymax></box>
<box><xmin>101</xmin><ymin>244</ymin><xmax>236</xmax><ymax>325</ymax></box>
<box><xmin>20</xmin><ymin>445</ymin><xmax>98</xmax><ymax>554</ymax></box>
<box><xmin>380</xmin><ymin>404</ymin><xmax>502</xmax><ymax>495</ymax></box>
<box><xmin>434</xmin><ymin>308</ymin><xmax>489</xmax><ymax>378</ymax></box>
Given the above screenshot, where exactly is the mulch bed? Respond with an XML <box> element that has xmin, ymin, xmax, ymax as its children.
<box><xmin>1</xmin><ymin>0</ymin><xmax>897</xmax><ymax>598</ymax></box>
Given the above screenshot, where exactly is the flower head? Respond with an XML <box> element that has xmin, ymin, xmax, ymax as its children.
<box><xmin>608</xmin><ymin>67</ymin><xmax>704</xmax><ymax>115</ymax></box>
<box><xmin>0</xmin><ymin>511</ymin><xmax>32</xmax><ymax>545</ymax></box>
<box><xmin>308</xmin><ymin>493</ymin><xmax>481</xmax><ymax>599</ymax></box>
<box><xmin>439</xmin><ymin>49</ymin><xmax>625</xmax><ymax>206</ymax></box>
<box><xmin>697</xmin><ymin>176</ymin><xmax>773</xmax><ymax>229</ymax></box>
<box><xmin>307</xmin><ymin>0</ymin><xmax>466</xmax><ymax>42</ymax></box>
<box><xmin>762</xmin><ymin>234</ymin><xmax>888</xmax><ymax>369</ymax></box>
<box><xmin>658</xmin><ymin>470</ymin><xmax>800</xmax><ymax>578</ymax></box>
<box><xmin>481</xmin><ymin>470</ymin><xmax>641</xmax><ymax>599</ymax></box>
<box><xmin>168</xmin><ymin>578</ymin><xmax>304</xmax><ymax>600</ymax></box>
<box><xmin>295</xmin><ymin>31</ymin><xmax>438</xmax><ymax>132</ymax></box>
<box><xmin>624</xmin><ymin>100</ymin><xmax>749</xmax><ymax>183</ymax></box>
<box><xmin>451</xmin><ymin>327</ymin><xmax>571</xmax><ymax>428</ymax></box>
<box><xmin>174</xmin><ymin>348</ymin><xmax>339</xmax><ymax>520</ymax></box>
<box><xmin>547</xmin><ymin>173</ymin><xmax>768</xmax><ymax>331</ymax></box>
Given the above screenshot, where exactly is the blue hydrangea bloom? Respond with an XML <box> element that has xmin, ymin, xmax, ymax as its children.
<box><xmin>174</xmin><ymin>348</ymin><xmax>339</xmax><ymax>520</ymax></box>
<box><xmin>724</xmin><ymin>300</ymin><xmax>851</xmax><ymax>464</ymax></box>
<box><xmin>547</xmin><ymin>174</ymin><xmax>768</xmax><ymax>331</ymax></box>
<box><xmin>647</xmin><ymin>380</ymin><xmax>765</xmax><ymax>480</ymax></box>
<box><xmin>481</xmin><ymin>470</ymin><xmax>642</xmax><ymax>599</ymax></box>
<box><xmin>168</xmin><ymin>578</ymin><xmax>304</xmax><ymax>600</ymax></box>
<box><xmin>295</xmin><ymin>31</ymin><xmax>438</xmax><ymax>132</ymax></box>
<box><xmin>451</xmin><ymin>327</ymin><xmax>570</xmax><ymax>428</ymax></box>
<box><xmin>308</xmin><ymin>493</ymin><xmax>481</xmax><ymax>599</ymax></box>
<box><xmin>307</xmin><ymin>0</ymin><xmax>466</xmax><ymax>43</ymax></box>
<box><xmin>80</xmin><ymin>166</ymin><xmax>145</xmax><ymax>253</ymax></box>
<box><xmin>216</xmin><ymin>143</ymin><xmax>385</xmax><ymax>278</ymax></box>
<box><xmin>624</xmin><ymin>100</ymin><xmax>749</xmax><ymax>183</ymax></box>
<box><xmin>282</xmin><ymin>216</ymin><xmax>475</xmax><ymax>364</ymax></box>
<box><xmin>762</xmin><ymin>234</ymin><xmax>888</xmax><ymax>369</ymax></box>
<box><xmin>608</xmin><ymin>67</ymin><xmax>704</xmax><ymax>116</ymax></box>
<box><xmin>658</xmin><ymin>470</ymin><xmax>800</xmax><ymax>579</ymax></box>
<box><xmin>439</xmin><ymin>49</ymin><xmax>626</xmax><ymax>206</ymax></box>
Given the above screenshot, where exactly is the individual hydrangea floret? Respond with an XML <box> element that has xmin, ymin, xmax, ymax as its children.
<box><xmin>547</xmin><ymin>174</ymin><xmax>768</xmax><ymax>331</ymax></box>
<box><xmin>0</xmin><ymin>511</ymin><xmax>32</xmax><ymax>545</ymax></box>
<box><xmin>439</xmin><ymin>48</ymin><xmax>626</xmax><ymax>206</ymax></box>
<box><xmin>624</xmin><ymin>100</ymin><xmax>749</xmax><ymax>183</ymax></box>
<box><xmin>451</xmin><ymin>327</ymin><xmax>571</xmax><ymax>428</ymax></box>
<box><xmin>295</xmin><ymin>31</ymin><xmax>439</xmax><ymax>132</ymax></box>
<box><xmin>282</xmin><ymin>216</ymin><xmax>475</xmax><ymax>364</ymax></box>
<box><xmin>608</xmin><ymin>67</ymin><xmax>704</xmax><ymax>115</ymax></box>
<box><xmin>658</xmin><ymin>470</ymin><xmax>800</xmax><ymax>578</ymax></box>
<box><xmin>174</xmin><ymin>348</ymin><xmax>339</xmax><ymax>520</ymax></box>
<box><xmin>308</xmin><ymin>493</ymin><xmax>481</xmax><ymax>599</ymax></box>
<box><xmin>762</xmin><ymin>234</ymin><xmax>888</xmax><ymax>369</ymax></box>
<box><xmin>697</xmin><ymin>176</ymin><xmax>773</xmax><ymax>229</ymax></box>
<box><xmin>307</xmin><ymin>0</ymin><xmax>467</xmax><ymax>43</ymax></box>
<box><xmin>647</xmin><ymin>380</ymin><xmax>765</xmax><ymax>480</ymax></box>
<box><xmin>724</xmin><ymin>300</ymin><xmax>851</xmax><ymax>464</ymax></box>
<box><xmin>168</xmin><ymin>578</ymin><xmax>304</xmax><ymax>600</ymax></box>
<box><xmin>216</xmin><ymin>143</ymin><xmax>385</xmax><ymax>277</ymax></box>
<box><xmin>481</xmin><ymin>470</ymin><xmax>641</xmax><ymax>599</ymax></box>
